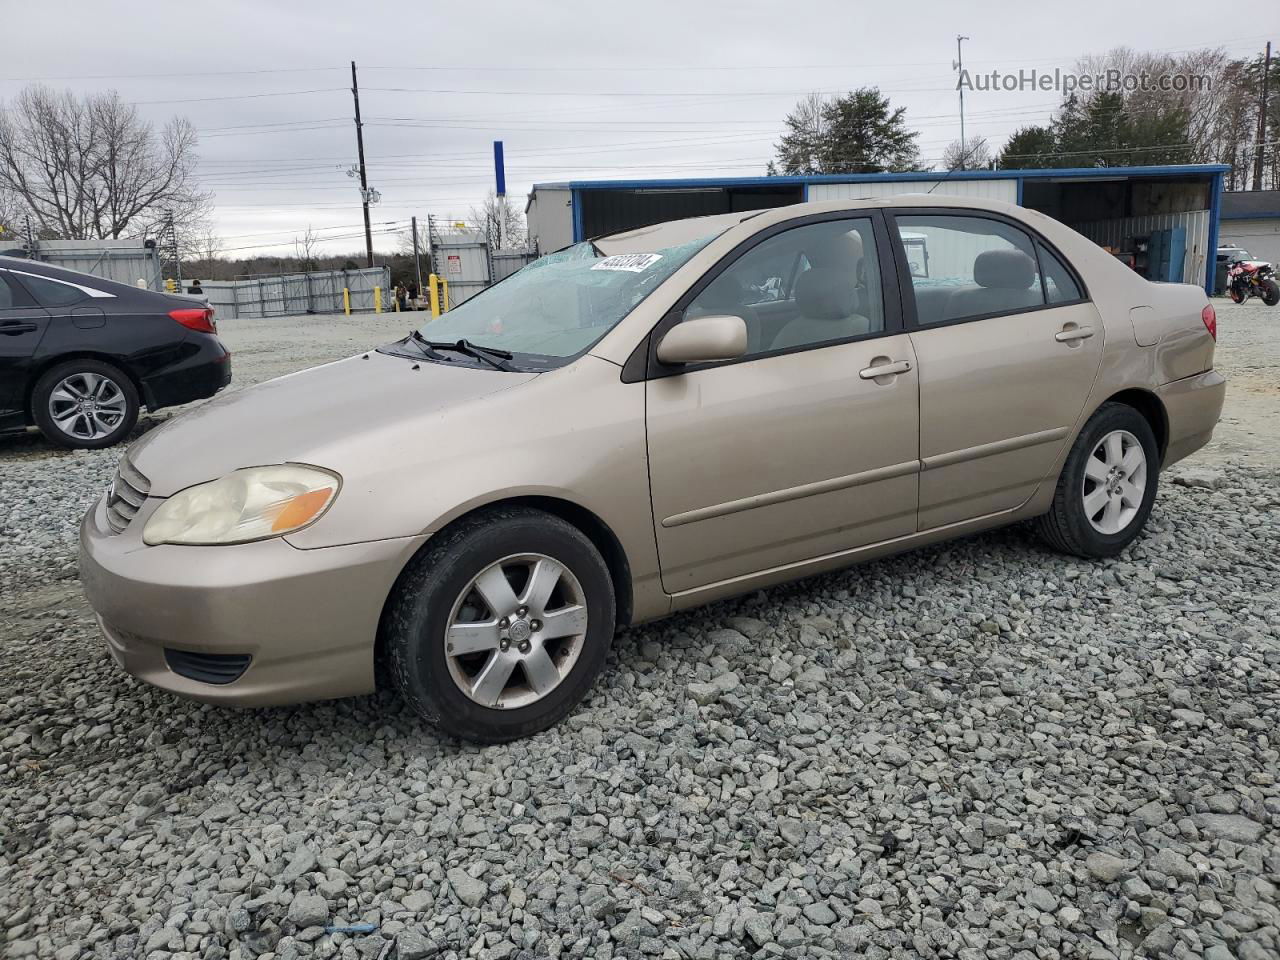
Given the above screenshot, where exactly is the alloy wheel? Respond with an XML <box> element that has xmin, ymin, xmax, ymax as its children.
<box><xmin>443</xmin><ymin>553</ymin><xmax>588</xmax><ymax>709</ymax></box>
<box><xmin>47</xmin><ymin>371</ymin><xmax>129</xmax><ymax>441</ymax></box>
<box><xmin>1082</xmin><ymin>428</ymin><xmax>1147</xmax><ymax>535</ymax></box>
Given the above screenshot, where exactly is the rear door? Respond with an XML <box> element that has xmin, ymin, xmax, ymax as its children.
<box><xmin>0</xmin><ymin>270</ymin><xmax>52</xmax><ymax>430</ymax></box>
<box><xmin>888</xmin><ymin>211</ymin><xmax>1104</xmax><ymax>530</ymax></box>
<box><xmin>644</xmin><ymin>213</ymin><xmax>920</xmax><ymax>595</ymax></box>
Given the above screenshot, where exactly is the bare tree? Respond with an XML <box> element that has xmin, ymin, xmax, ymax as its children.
<box><xmin>775</xmin><ymin>92</ymin><xmax>831</xmax><ymax>174</ymax></box>
<box><xmin>942</xmin><ymin>136</ymin><xmax>992</xmax><ymax>171</ymax></box>
<box><xmin>469</xmin><ymin>191</ymin><xmax>526</xmax><ymax>249</ymax></box>
<box><xmin>0</xmin><ymin>85</ymin><xmax>209</xmax><ymax>242</ymax></box>
<box><xmin>294</xmin><ymin>225</ymin><xmax>320</xmax><ymax>271</ymax></box>
<box><xmin>0</xmin><ymin>186</ymin><xmax>22</xmax><ymax>245</ymax></box>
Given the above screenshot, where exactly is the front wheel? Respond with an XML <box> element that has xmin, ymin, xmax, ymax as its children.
<box><xmin>1261</xmin><ymin>278</ymin><xmax>1280</xmax><ymax>307</ymax></box>
<box><xmin>385</xmin><ymin>507</ymin><xmax>616</xmax><ymax>743</ymax></box>
<box><xmin>1228</xmin><ymin>283</ymin><xmax>1246</xmax><ymax>304</ymax></box>
<box><xmin>1035</xmin><ymin>402</ymin><xmax>1160</xmax><ymax>559</ymax></box>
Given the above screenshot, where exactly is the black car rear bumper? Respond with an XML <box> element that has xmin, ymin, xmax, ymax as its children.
<box><xmin>141</xmin><ymin>335</ymin><xmax>232</xmax><ymax>411</ymax></box>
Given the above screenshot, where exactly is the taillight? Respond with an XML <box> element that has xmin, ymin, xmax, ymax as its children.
<box><xmin>169</xmin><ymin>307</ymin><xmax>216</xmax><ymax>334</ymax></box>
<box><xmin>1201</xmin><ymin>304</ymin><xmax>1217</xmax><ymax>342</ymax></box>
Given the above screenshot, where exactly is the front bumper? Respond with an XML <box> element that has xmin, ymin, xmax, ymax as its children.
<box><xmin>1157</xmin><ymin>368</ymin><xmax>1227</xmax><ymax>467</ymax></box>
<box><xmin>79</xmin><ymin>494</ymin><xmax>423</xmax><ymax>707</ymax></box>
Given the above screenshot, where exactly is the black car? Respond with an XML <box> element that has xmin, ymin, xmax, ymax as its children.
<box><xmin>0</xmin><ymin>256</ymin><xmax>231</xmax><ymax>448</ymax></box>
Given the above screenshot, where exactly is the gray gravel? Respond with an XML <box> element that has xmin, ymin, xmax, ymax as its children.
<box><xmin>2</xmin><ymin>303</ymin><xmax>1279</xmax><ymax>960</ymax></box>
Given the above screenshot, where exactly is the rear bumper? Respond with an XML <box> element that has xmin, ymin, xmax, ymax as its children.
<box><xmin>141</xmin><ymin>334</ymin><xmax>232</xmax><ymax>411</ymax></box>
<box><xmin>1158</xmin><ymin>369</ymin><xmax>1227</xmax><ymax>467</ymax></box>
<box><xmin>79</xmin><ymin>494</ymin><xmax>423</xmax><ymax>707</ymax></box>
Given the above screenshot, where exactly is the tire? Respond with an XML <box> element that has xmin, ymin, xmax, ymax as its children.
<box><xmin>1261</xmin><ymin>279</ymin><xmax>1280</xmax><ymax>307</ymax></box>
<box><xmin>385</xmin><ymin>506</ymin><xmax>616</xmax><ymax>743</ymax></box>
<box><xmin>31</xmin><ymin>359</ymin><xmax>139</xmax><ymax>450</ymax></box>
<box><xmin>1228</xmin><ymin>284</ymin><xmax>1245</xmax><ymax>304</ymax></box>
<box><xmin>1035</xmin><ymin>402</ymin><xmax>1160</xmax><ymax>559</ymax></box>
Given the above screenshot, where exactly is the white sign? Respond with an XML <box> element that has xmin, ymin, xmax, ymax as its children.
<box><xmin>446</xmin><ymin>254</ymin><xmax>462</xmax><ymax>275</ymax></box>
<box><xmin>591</xmin><ymin>253</ymin><xmax>663</xmax><ymax>273</ymax></box>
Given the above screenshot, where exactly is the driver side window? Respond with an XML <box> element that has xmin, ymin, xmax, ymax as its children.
<box><xmin>683</xmin><ymin>217</ymin><xmax>884</xmax><ymax>358</ymax></box>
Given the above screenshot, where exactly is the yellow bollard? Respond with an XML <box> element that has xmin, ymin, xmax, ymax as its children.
<box><xmin>428</xmin><ymin>274</ymin><xmax>440</xmax><ymax>318</ymax></box>
<box><xmin>342</xmin><ymin>288</ymin><xmax>351</xmax><ymax>316</ymax></box>
<box><xmin>373</xmin><ymin>286</ymin><xmax>382</xmax><ymax>314</ymax></box>
<box><xmin>441</xmin><ymin>278</ymin><xmax>450</xmax><ymax>313</ymax></box>
<box><xmin>164</xmin><ymin>278</ymin><xmax>176</xmax><ymax>293</ymax></box>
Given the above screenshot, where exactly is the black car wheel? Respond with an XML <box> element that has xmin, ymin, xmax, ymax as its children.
<box><xmin>385</xmin><ymin>506</ymin><xmax>616</xmax><ymax>743</ymax></box>
<box><xmin>1035</xmin><ymin>402</ymin><xmax>1160</xmax><ymax>559</ymax></box>
<box><xmin>32</xmin><ymin>359</ymin><xmax>139</xmax><ymax>449</ymax></box>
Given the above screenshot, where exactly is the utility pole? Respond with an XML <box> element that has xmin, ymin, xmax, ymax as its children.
<box><xmin>411</xmin><ymin>215</ymin><xmax>424</xmax><ymax>300</ymax></box>
<box><xmin>1254</xmin><ymin>41</ymin><xmax>1272</xmax><ymax>192</ymax></box>
<box><xmin>351</xmin><ymin>60</ymin><xmax>374</xmax><ymax>268</ymax></box>
<box><xmin>953</xmin><ymin>36</ymin><xmax>969</xmax><ymax>167</ymax></box>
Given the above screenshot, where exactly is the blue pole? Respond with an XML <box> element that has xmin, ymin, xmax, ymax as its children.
<box><xmin>1204</xmin><ymin>171</ymin><xmax>1222</xmax><ymax>296</ymax></box>
<box><xmin>493</xmin><ymin>141</ymin><xmax>506</xmax><ymax>197</ymax></box>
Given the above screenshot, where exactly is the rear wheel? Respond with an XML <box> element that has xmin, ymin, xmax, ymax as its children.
<box><xmin>385</xmin><ymin>507</ymin><xmax>616</xmax><ymax>743</ymax></box>
<box><xmin>1035</xmin><ymin>403</ymin><xmax>1159</xmax><ymax>559</ymax></box>
<box><xmin>31</xmin><ymin>359</ymin><xmax>139</xmax><ymax>449</ymax></box>
<box><xmin>1261</xmin><ymin>278</ymin><xmax>1280</xmax><ymax>307</ymax></box>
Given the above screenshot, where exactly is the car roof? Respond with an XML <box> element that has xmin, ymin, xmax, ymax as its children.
<box><xmin>0</xmin><ymin>254</ymin><xmax>155</xmax><ymax>297</ymax></box>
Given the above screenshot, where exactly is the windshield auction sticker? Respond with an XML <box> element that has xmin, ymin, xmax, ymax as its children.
<box><xmin>591</xmin><ymin>253</ymin><xmax>663</xmax><ymax>273</ymax></box>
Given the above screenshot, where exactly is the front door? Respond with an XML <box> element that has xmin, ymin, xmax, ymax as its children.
<box><xmin>889</xmin><ymin>212</ymin><xmax>1105</xmax><ymax>530</ymax></box>
<box><xmin>644</xmin><ymin>214</ymin><xmax>920</xmax><ymax>595</ymax></box>
<box><xmin>0</xmin><ymin>271</ymin><xmax>51</xmax><ymax>431</ymax></box>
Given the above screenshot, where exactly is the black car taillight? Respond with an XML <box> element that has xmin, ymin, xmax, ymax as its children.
<box><xmin>170</xmin><ymin>307</ymin><xmax>216</xmax><ymax>334</ymax></box>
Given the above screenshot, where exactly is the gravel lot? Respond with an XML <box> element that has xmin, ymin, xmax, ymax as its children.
<box><xmin>2</xmin><ymin>302</ymin><xmax>1278</xmax><ymax>960</ymax></box>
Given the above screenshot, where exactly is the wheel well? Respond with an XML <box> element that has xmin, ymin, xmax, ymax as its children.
<box><xmin>23</xmin><ymin>352</ymin><xmax>142</xmax><ymax>423</ymax></box>
<box><xmin>1104</xmin><ymin>388</ymin><xmax>1168</xmax><ymax>460</ymax></box>
<box><xmin>373</xmin><ymin>496</ymin><xmax>636</xmax><ymax>689</ymax></box>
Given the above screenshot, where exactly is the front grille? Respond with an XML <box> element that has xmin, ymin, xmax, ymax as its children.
<box><xmin>105</xmin><ymin>455</ymin><xmax>151</xmax><ymax>534</ymax></box>
<box><xmin>164</xmin><ymin>649</ymin><xmax>252</xmax><ymax>685</ymax></box>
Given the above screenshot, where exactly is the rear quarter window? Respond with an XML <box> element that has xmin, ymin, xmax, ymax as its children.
<box><xmin>15</xmin><ymin>272</ymin><xmax>89</xmax><ymax>307</ymax></box>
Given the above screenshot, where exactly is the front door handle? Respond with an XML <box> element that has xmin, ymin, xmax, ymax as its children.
<box><xmin>0</xmin><ymin>321</ymin><xmax>39</xmax><ymax>335</ymax></box>
<box><xmin>1055</xmin><ymin>325</ymin><xmax>1095</xmax><ymax>343</ymax></box>
<box><xmin>859</xmin><ymin>359</ymin><xmax>912</xmax><ymax>381</ymax></box>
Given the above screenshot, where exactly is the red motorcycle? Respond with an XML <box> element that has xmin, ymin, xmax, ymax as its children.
<box><xmin>1227</xmin><ymin>255</ymin><xmax>1280</xmax><ymax>306</ymax></box>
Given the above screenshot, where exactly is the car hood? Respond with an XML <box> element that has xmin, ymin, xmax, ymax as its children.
<box><xmin>129</xmin><ymin>349</ymin><xmax>538</xmax><ymax>496</ymax></box>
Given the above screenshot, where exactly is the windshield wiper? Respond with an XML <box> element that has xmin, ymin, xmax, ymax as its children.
<box><xmin>413</xmin><ymin>336</ymin><xmax>515</xmax><ymax>371</ymax></box>
<box><xmin>407</xmin><ymin>329</ymin><xmax>451</xmax><ymax>361</ymax></box>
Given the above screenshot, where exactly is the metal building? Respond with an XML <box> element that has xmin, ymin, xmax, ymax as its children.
<box><xmin>526</xmin><ymin>164</ymin><xmax>1228</xmax><ymax>294</ymax></box>
<box><xmin>1219</xmin><ymin>190</ymin><xmax>1280</xmax><ymax>265</ymax></box>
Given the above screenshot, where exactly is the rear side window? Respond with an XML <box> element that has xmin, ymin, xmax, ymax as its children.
<box><xmin>0</xmin><ymin>274</ymin><xmax>16</xmax><ymax>309</ymax></box>
<box><xmin>895</xmin><ymin>214</ymin><xmax>1045</xmax><ymax>326</ymax></box>
<box><xmin>14</xmin><ymin>272</ymin><xmax>87</xmax><ymax>307</ymax></box>
<box><xmin>1037</xmin><ymin>242</ymin><xmax>1082</xmax><ymax>303</ymax></box>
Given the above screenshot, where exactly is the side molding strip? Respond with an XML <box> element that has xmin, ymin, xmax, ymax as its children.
<box><xmin>921</xmin><ymin>426</ymin><xmax>1069</xmax><ymax>471</ymax></box>
<box><xmin>661</xmin><ymin>459</ymin><xmax>921</xmax><ymax>528</ymax></box>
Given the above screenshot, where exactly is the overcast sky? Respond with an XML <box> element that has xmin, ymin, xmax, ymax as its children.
<box><xmin>1</xmin><ymin>1</ymin><xmax>1261</xmax><ymax>258</ymax></box>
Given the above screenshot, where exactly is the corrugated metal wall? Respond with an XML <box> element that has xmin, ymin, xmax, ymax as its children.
<box><xmin>807</xmin><ymin>179</ymin><xmax>1018</xmax><ymax>203</ymax></box>
<box><xmin>1071</xmin><ymin>210</ymin><xmax>1209</xmax><ymax>286</ymax></box>
<box><xmin>31</xmin><ymin>239</ymin><xmax>163</xmax><ymax>289</ymax></box>
<box><xmin>203</xmin><ymin>267</ymin><xmax>390</xmax><ymax>319</ymax></box>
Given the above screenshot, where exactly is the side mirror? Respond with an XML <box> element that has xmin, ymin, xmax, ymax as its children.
<box><xmin>656</xmin><ymin>315</ymin><xmax>748</xmax><ymax>366</ymax></box>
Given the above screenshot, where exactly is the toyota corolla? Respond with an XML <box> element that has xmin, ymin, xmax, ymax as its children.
<box><xmin>79</xmin><ymin>196</ymin><xmax>1226</xmax><ymax>742</ymax></box>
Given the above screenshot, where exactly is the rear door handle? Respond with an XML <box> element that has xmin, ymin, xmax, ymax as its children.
<box><xmin>0</xmin><ymin>321</ymin><xmax>39</xmax><ymax>335</ymax></box>
<box><xmin>859</xmin><ymin>359</ymin><xmax>912</xmax><ymax>380</ymax></box>
<box><xmin>1055</xmin><ymin>326</ymin><xmax>1094</xmax><ymax>343</ymax></box>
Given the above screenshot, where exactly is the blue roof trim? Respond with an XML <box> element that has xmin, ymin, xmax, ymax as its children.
<box><xmin>531</xmin><ymin>164</ymin><xmax>1231</xmax><ymax>193</ymax></box>
<box><xmin>1221</xmin><ymin>211</ymin><xmax>1280</xmax><ymax>220</ymax></box>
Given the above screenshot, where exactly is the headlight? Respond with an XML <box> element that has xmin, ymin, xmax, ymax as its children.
<box><xmin>142</xmin><ymin>465</ymin><xmax>340</xmax><ymax>546</ymax></box>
